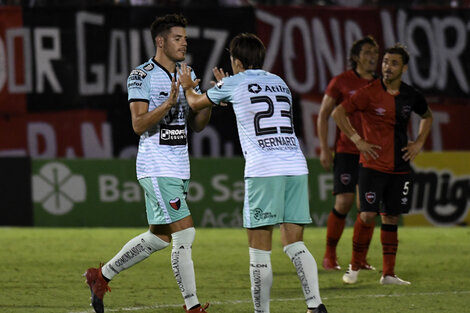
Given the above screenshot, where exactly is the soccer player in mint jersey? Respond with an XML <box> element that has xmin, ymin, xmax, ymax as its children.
<box><xmin>178</xmin><ymin>33</ymin><xmax>327</xmax><ymax>313</ymax></box>
<box><xmin>332</xmin><ymin>44</ymin><xmax>433</xmax><ymax>285</ymax></box>
<box><xmin>318</xmin><ymin>36</ymin><xmax>379</xmax><ymax>271</ymax></box>
<box><xmin>84</xmin><ymin>14</ymin><xmax>211</xmax><ymax>313</ymax></box>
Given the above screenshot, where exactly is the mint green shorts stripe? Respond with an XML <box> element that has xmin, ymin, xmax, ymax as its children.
<box><xmin>243</xmin><ymin>175</ymin><xmax>312</xmax><ymax>228</ymax></box>
<box><xmin>139</xmin><ymin>177</ymin><xmax>191</xmax><ymax>225</ymax></box>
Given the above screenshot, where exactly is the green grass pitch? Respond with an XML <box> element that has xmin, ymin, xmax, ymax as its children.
<box><xmin>1</xmin><ymin>226</ymin><xmax>469</xmax><ymax>313</ymax></box>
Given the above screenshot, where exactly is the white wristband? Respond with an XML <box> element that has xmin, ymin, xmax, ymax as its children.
<box><xmin>350</xmin><ymin>133</ymin><xmax>361</xmax><ymax>144</ymax></box>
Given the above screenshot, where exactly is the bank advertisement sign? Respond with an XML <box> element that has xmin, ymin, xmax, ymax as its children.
<box><xmin>32</xmin><ymin>153</ymin><xmax>469</xmax><ymax>227</ymax></box>
<box><xmin>31</xmin><ymin>158</ymin><xmax>338</xmax><ymax>227</ymax></box>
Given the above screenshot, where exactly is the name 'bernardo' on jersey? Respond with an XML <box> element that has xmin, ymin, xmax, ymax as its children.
<box><xmin>258</xmin><ymin>136</ymin><xmax>297</xmax><ymax>151</ymax></box>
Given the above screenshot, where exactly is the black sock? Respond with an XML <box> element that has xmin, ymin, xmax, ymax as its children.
<box><xmin>101</xmin><ymin>273</ymin><xmax>110</xmax><ymax>283</ymax></box>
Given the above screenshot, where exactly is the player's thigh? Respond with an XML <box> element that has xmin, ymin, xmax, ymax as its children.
<box><xmin>139</xmin><ymin>177</ymin><xmax>190</xmax><ymax>225</ymax></box>
<box><xmin>333</xmin><ymin>153</ymin><xmax>360</xmax><ymax>195</ymax></box>
<box><xmin>358</xmin><ymin>166</ymin><xmax>386</xmax><ymax>213</ymax></box>
<box><xmin>284</xmin><ymin>174</ymin><xmax>312</xmax><ymax>224</ymax></box>
<box><xmin>383</xmin><ymin>172</ymin><xmax>413</xmax><ymax>215</ymax></box>
<box><xmin>243</xmin><ymin>176</ymin><xmax>284</xmax><ymax>228</ymax></box>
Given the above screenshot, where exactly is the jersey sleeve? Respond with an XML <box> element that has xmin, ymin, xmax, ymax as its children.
<box><xmin>412</xmin><ymin>92</ymin><xmax>429</xmax><ymax>116</ymax></box>
<box><xmin>127</xmin><ymin>69</ymin><xmax>151</xmax><ymax>103</ymax></box>
<box><xmin>325</xmin><ymin>76</ymin><xmax>341</xmax><ymax>99</ymax></box>
<box><xmin>206</xmin><ymin>76</ymin><xmax>236</xmax><ymax>105</ymax></box>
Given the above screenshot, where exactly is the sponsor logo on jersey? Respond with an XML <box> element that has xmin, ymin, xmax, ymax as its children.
<box><xmin>264</xmin><ymin>84</ymin><xmax>291</xmax><ymax>94</ymax></box>
<box><xmin>365</xmin><ymin>192</ymin><xmax>376</xmax><ymax>204</ymax></box>
<box><xmin>401</xmin><ymin>105</ymin><xmax>412</xmax><ymax>119</ymax></box>
<box><xmin>143</xmin><ymin>63</ymin><xmax>155</xmax><ymax>71</ymax></box>
<box><xmin>216</xmin><ymin>80</ymin><xmax>224</xmax><ymax>88</ymax></box>
<box><xmin>159</xmin><ymin>91</ymin><xmax>169</xmax><ymax>97</ymax></box>
<box><xmin>340</xmin><ymin>173</ymin><xmax>351</xmax><ymax>185</ymax></box>
<box><xmin>130</xmin><ymin>69</ymin><xmax>147</xmax><ymax>78</ymax></box>
<box><xmin>248</xmin><ymin>83</ymin><xmax>262</xmax><ymax>94</ymax></box>
<box><xmin>169</xmin><ymin>198</ymin><xmax>181</xmax><ymax>210</ymax></box>
<box><xmin>127</xmin><ymin>81</ymin><xmax>142</xmax><ymax>89</ymax></box>
<box><xmin>160</xmin><ymin>124</ymin><xmax>187</xmax><ymax>145</ymax></box>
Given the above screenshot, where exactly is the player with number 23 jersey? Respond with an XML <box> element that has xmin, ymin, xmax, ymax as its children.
<box><xmin>206</xmin><ymin>70</ymin><xmax>308</xmax><ymax>178</ymax></box>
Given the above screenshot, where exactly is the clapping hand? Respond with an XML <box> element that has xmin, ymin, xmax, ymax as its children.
<box><xmin>211</xmin><ymin>67</ymin><xmax>229</xmax><ymax>107</ymax></box>
<box><xmin>178</xmin><ymin>63</ymin><xmax>200</xmax><ymax>91</ymax></box>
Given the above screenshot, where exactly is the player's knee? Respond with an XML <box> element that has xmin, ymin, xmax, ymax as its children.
<box><xmin>143</xmin><ymin>230</ymin><xmax>170</xmax><ymax>251</ymax></box>
<box><xmin>335</xmin><ymin>193</ymin><xmax>355</xmax><ymax>213</ymax></box>
<box><xmin>172</xmin><ymin>227</ymin><xmax>196</xmax><ymax>245</ymax></box>
<box><xmin>360</xmin><ymin>212</ymin><xmax>377</xmax><ymax>224</ymax></box>
<box><xmin>283</xmin><ymin>241</ymin><xmax>309</xmax><ymax>258</ymax></box>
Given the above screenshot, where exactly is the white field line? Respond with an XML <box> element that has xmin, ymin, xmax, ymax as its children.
<box><xmin>69</xmin><ymin>290</ymin><xmax>470</xmax><ymax>313</ymax></box>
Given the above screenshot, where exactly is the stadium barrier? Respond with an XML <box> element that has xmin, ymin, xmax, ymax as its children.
<box><xmin>28</xmin><ymin>153</ymin><xmax>470</xmax><ymax>227</ymax></box>
<box><xmin>0</xmin><ymin>157</ymin><xmax>33</xmax><ymax>226</ymax></box>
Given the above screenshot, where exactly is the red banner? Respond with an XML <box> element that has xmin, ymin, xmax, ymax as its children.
<box><xmin>256</xmin><ymin>6</ymin><xmax>470</xmax><ymax>99</ymax></box>
<box><xmin>0</xmin><ymin>110</ymin><xmax>108</xmax><ymax>157</ymax></box>
<box><xmin>0</xmin><ymin>6</ymin><xmax>26</xmax><ymax>114</ymax></box>
<box><xmin>0</xmin><ymin>6</ymin><xmax>469</xmax><ymax>159</ymax></box>
<box><xmin>256</xmin><ymin>6</ymin><xmax>384</xmax><ymax>96</ymax></box>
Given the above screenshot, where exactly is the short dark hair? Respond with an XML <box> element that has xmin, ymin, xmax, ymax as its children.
<box><xmin>229</xmin><ymin>33</ymin><xmax>265</xmax><ymax>69</ymax></box>
<box><xmin>150</xmin><ymin>14</ymin><xmax>187</xmax><ymax>42</ymax></box>
<box><xmin>349</xmin><ymin>35</ymin><xmax>379</xmax><ymax>70</ymax></box>
<box><xmin>384</xmin><ymin>43</ymin><xmax>410</xmax><ymax>65</ymax></box>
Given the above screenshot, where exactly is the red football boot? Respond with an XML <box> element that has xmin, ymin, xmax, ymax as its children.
<box><xmin>84</xmin><ymin>264</ymin><xmax>111</xmax><ymax>313</ymax></box>
<box><xmin>183</xmin><ymin>302</ymin><xmax>210</xmax><ymax>312</ymax></box>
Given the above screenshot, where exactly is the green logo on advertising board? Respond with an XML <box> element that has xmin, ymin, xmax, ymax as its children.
<box><xmin>33</xmin><ymin>162</ymin><xmax>86</xmax><ymax>215</ymax></box>
<box><xmin>32</xmin><ymin>160</ymin><xmax>147</xmax><ymax>227</ymax></box>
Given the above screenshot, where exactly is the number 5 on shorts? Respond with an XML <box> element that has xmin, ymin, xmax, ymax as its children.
<box><xmin>403</xmin><ymin>181</ymin><xmax>410</xmax><ymax>195</ymax></box>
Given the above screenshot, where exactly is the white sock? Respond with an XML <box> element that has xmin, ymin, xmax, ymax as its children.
<box><xmin>249</xmin><ymin>247</ymin><xmax>272</xmax><ymax>313</ymax></box>
<box><xmin>284</xmin><ymin>241</ymin><xmax>322</xmax><ymax>308</ymax></box>
<box><xmin>171</xmin><ymin>227</ymin><xmax>199</xmax><ymax>309</ymax></box>
<box><xmin>101</xmin><ymin>230</ymin><xmax>169</xmax><ymax>281</ymax></box>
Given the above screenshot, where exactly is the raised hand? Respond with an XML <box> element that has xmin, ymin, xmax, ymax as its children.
<box><xmin>178</xmin><ymin>63</ymin><xmax>200</xmax><ymax>91</ymax></box>
<box><xmin>165</xmin><ymin>75</ymin><xmax>180</xmax><ymax>109</ymax></box>
<box><xmin>212</xmin><ymin>67</ymin><xmax>229</xmax><ymax>83</ymax></box>
<box><xmin>211</xmin><ymin>67</ymin><xmax>230</xmax><ymax>107</ymax></box>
